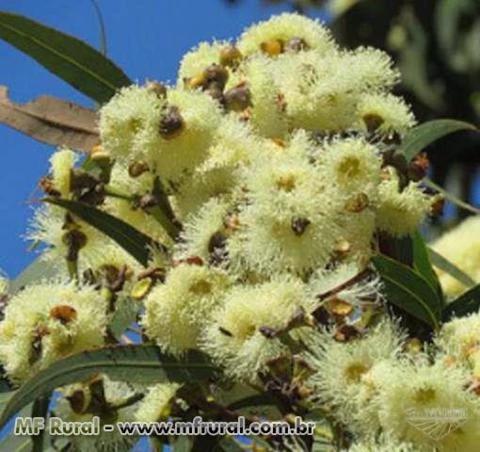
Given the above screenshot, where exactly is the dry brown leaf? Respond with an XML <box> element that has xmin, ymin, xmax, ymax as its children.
<box><xmin>0</xmin><ymin>85</ymin><xmax>99</xmax><ymax>152</ymax></box>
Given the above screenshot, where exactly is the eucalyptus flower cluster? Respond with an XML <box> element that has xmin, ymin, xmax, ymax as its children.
<box><xmin>1</xmin><ymin>13</ymin><xmax>478</xmax><ymax>452</ymax></box>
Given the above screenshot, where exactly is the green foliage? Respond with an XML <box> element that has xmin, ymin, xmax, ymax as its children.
<box><xmin>372</xmin><ymin>254</ymin><xmax>443</xmax><ymax>330</ymax></box>
<box><xmin>442</xmin><ymin>284</ymin><xmax>480</xmax><ymax>321</ymax></box>
<box><xmin>9</xmin><ymin>258</ymin><xmax>58</xmax><ymax>294</ymax></box>
<box><xmin>428</xmin><ymin>247</ymin><xmax>477</xmax><ymax>288</ymax></box>
<box><xmin>399</xmin><ymin>119</ymin><xmax>477</xmax><ymax>162</ymax></box>
<box><xmin>412</xmin><ymin>230</ymin><xmax>443</xmax><ymax>298</ymax></box>
<box><xmin>0</xmin><ymin>11</ymin><xmax>131</xmax><ymax>103</ymax></box>
<box><xmin>46</xmin><ymin>198</ymin><xmax>163</xmax><ymax>267</ymax></box>
<box><xmin>0</xmin><ymin>346</ymin><xmax>218</xmax><ymax>429</ymax></box>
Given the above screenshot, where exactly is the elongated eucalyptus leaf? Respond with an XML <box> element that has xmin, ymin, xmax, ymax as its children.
<box><xmin>372</xmin><ymin>255</ymin><xmax>442</xmax><ymax>330</ymax></box>
<box><xmin>0</xmin><ymin>11</ymin><xmax>131</xmax><ymax>103</ymax></box>
<box><xmin>399</xmin><ymin>119</ymin><xmax>477</xmax><ymax>161</ymax></box>
<box><xmin>10</xmin><ymin>258</ymin><xmax>59</xmax><ymax>294</ymax></box>
<box><xmin>442</xmin><ymin>284</ymin><xmax>480</xmax><ymax>321</ymax></box>
<box><xmin>227</xmin><ymin>394</ymin><xmax>276</xmax><ymax>411</ymax></box>
<box><xmin>0</xmin><ymin>431</ymin><xmax>31</xmax><ymax>452</ymax></box>
<box><xmin>0</xmin><ymin>345</ymin><xmax>218</xmax><ymax>429</ymax></box>
<box><xmin>412</xmin><ymin>231</ymin><xmax>443</xmax><ymax>300</ymax></box>
<box><xmin>0</xmin><ymin>86</ymin><xmax>98</xmax><ymax>151</ymax></box>
<box><xmin>46</xmin><ymin>198</ymin><xmax>165</xmax><ymax>267</ymax></box>
<box><xmin>31</xmin><ymin>394</ymin><xmax>51</xmax><ymax>452</ymax></box>
<box><xmin>428</xmin><ymin>247</ymin><xmax>477</xmax><ymax>288</ymax></box>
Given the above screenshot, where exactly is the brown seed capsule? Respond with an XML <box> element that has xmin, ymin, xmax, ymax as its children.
<box><xmin>184</xmin><ymin>73</ymin><xmax>206</xmax><ymax>90</ymax></box>
<box><xmin>291</xmin><ymin>217</ymin><xmax>311</xmax><ymax>236</ymax></box>
<box><xmin>363</xmin><ymin>113</ymin><xmax>384</xmax><ymax>133</ymax></box>
<box><xmin>159</xmin><ymin>105</ymin><xmax>184</xmax><ymax>140</ymax></box>
<box><xmin>223</xmin><ymin>82</ymin><xmax>252</xmax><ymax>112</ymax></box>
<box><xmin>67</xmin><ymin>390</ymin><xmax>89</xmax><ymax>414</ymax></box>
<box><xmin>205</xmin><ymin>83</ymin><xmax>225</xmax><ymax>102</ymax></box>
<box><xmin>334</xmin><ymin>324</ymin><xmax>360</xmax><ymax>342</ymax></box>
<box><xmin>408</xmin><ymin>152</ymin><xmax>430</xmax><ymax>182</ymax></box>
<box><xmin>260</xmin><ymin>38</ymin><xmax>284</xmax><ymax>56</ymax></box>
<box><xmin>220</xmin><ymin>45</ymin><xmax>243</xmax><ymax>68</ymax></box>
<box><xmin>204</xmin><ymin>64</ymin><xmax>229</xmax><ymax>90</ymax></box>
<box><xmin>430</xmin><ymin>196</ymin><xmax>445</xmax><ymax>217</ymax></box>
<box><xmin>39</xmin><ymin>176</ymin><xmax>60</xmax><ymax>197</ymax></box>
<box><xmin>50</xmin><ymin>305</ymin><xmax>78</xmax><ymax>325</ymax></box>
<box><xmin>344</xmin><ymin>193</ymin><xmax>369</xmax><ymax>213</ymax></box>
<box><xmin>285</xmin><ymin>37</ymin><xmax>309</xmax><ymax>52</ymax></box>
<box><xmin>128</xmin><ymin>161</ymin><xmax>150</xmax><ymax>178</ymax></box>
<box><xmin>145</xmin><ymin>80</ymin><xmax>167</xmax><ymax>98</ymax></box>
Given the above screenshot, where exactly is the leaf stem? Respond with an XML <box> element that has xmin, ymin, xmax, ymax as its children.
<box><xmin>425</xmin><ymin>178</ymin><xmax>480</xmax><ymax>215</ymax></box>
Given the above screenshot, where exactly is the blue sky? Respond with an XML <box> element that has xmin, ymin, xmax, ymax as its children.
<box><xmin>0</xmin><ymin>0</ymin><xmax>331</xmax><ymax>278</ymax></box>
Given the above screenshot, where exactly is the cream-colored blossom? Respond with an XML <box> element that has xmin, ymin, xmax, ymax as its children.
<box><xmin>0</xmin><ymin>281</ymin><xmax>108</xmax><ymax>382</ymax></box>
<box><xmin>49</xmin><ymin>148</ymin><xmax>77</xmax><ymax>197</ymax></box>
<box><xmin>142</xmin><ymin>264</ymin><xmax>230</xmax><ymax>355</ymax></box>
<box><xmin>306</xmin><ymin>320</ymin><xmax>405</xmax><ymax>434</ymax></box>
<box><xmin>56</xmin><ymin>375</ymin><xmax>139</xmax><ymax>452</ymax></box>
<box><xmin>356</xmin><ymin>92</ymin><xmax>416</xmax><ymax>137</ymax></box>
<box><xmin>178</xmin><ymin>40</ymin><xmax>231</xmax><ymax>82</ymax></box>
<box><xmin>318</xmin><ymin>137</ymin><xmax>382</xmax><ymax>202</ymax></box>
<box><xmin>237</xmin><ymin>13</ymin><xmax>335</xmax><ymax>57</ymax></box>
<box><xmin>376</xmin><ymin>169</ymin><xmax>432</xmax><ymax>237</ymax></box>
<box><xmin>135</xmin><ymin>383</ymin><xmax>181</xmax><ymax>422</ymax></box>
<box><xmin>227</xmin><ymin>55</ymin><xmax>288</xmax><ymax>138</ymax></box>
<box><xmin>376</xmin><ymin>360</ymin><xmax>480</xmax><ymax>451</ymax></box>
<box><xmin>99</xmin><ymin>85</ymin><xmax>165</xmax><ymax>160</ymax></box>
<box><xmin>436</xmin><ymin>312</ymin><xmax>480</xmax><ymax>377</ymax></box>
<box><xmin>201</xmin><ymin>278</ymin><xmax>310</xmax><ymax>382</ymax></box>
<box><xmin>430</xmin><ymin>215</ymin><xmax>480</xmax><ymax>297</ymax></box>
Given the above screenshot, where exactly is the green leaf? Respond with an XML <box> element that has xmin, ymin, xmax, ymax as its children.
<box><xmin>31</xmin><ymin>394</ymin><xmax>51</xmax><ymax>452</ymax></box>
<box><xmin>46</xmin><ymin>198</ymin><xmax>165</xmax><ymax>267</ymax></box>
<box><xmin>428</xmin><ymin>247</ymin><xmax>477</xmax><ymax>288</ymax></box>
<box><xmin>412</xmin><ymin>231</ymin><xmax>443</xmax><ymax>300</ymax></box>
<box><xmin>442</xmin><ymin>284</ymin><xmax>480</xmax><ymax>322</ymax></box>
<box><xmin>0</xmin><ymin>345</ymin><xmax>218</xmax><ymax>429</ymax></box>
<box><xmin>399</xmin><ymin>119</ymin><xmax>477</xmax><ymax>162</ymax></box>
<box><xmin>0</xmin><ymin>392</ymin><xmax>14</xmax><ymax>411</ymax></box>
<box><xmin>0</xmin><ymin>433</ymin><xmax>32</xmax><ymax>452</ymax></box>
<box><xmin>109</xmin><ymin>297</ymin><xmax>141</xmax><ymax>340</ymax></box>
<box><xmin>10</xmin><ymin>257</ymin><xmax>59</xmax><ymax>294</ymax></box>
<box><xmin>372</xmin><ymin>255</ymin><xmax>442</xmax><ymax>330</ymax></box>
<box><xmin>227</xmin><ymin>394</ymin><xmax>276</xmax><ymax>412</ymax></box>
<box><xmin>0</xmin><ymin>11</ymin><xmax>130</xmax><ymax>103</ymax></box>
